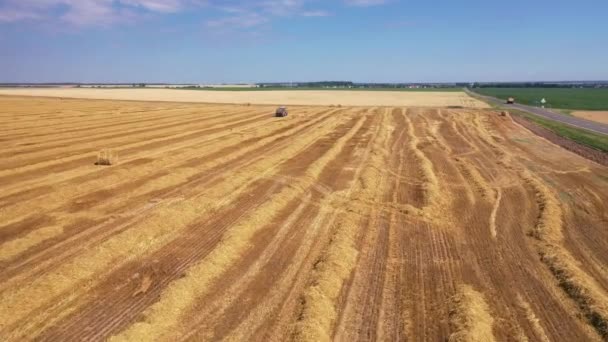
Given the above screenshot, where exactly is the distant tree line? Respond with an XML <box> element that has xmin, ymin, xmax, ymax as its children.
<box><xmin>259</xmin><ymin>81</ymin><xmax>354</xmax><ymax>88</ymax></box>
<box><xmin>258</xmin><ymin>81</ymin><xmax>456</xmax><ymax>89</ymax></box>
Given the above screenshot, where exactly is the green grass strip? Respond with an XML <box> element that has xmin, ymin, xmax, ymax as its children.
<box><xmin>511</xmin><ymin>110</ymin><xmax>608</xmax><ymax>152</ymax></box>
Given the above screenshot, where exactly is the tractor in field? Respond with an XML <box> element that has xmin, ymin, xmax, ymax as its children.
<box><xmin>506</xmin><ymin>97</ymin><xmax>515</xmax><ymax>104</ymax></box>
<box><xmin>275</xmin><ymin>106</ymin><xmax>288</xmax><ymax>117</ymax></box>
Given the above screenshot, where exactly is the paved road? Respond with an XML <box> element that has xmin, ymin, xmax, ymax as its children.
<box><xmin>466</xmin><ymin>89</ymin><xmax>608</xmax><ymax>135</ymax></box>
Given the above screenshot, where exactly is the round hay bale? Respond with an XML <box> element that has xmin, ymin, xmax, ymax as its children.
<box><xmin>96</xmin><ymin>149</ymin><xmax>118</xmax><ymax>166</ymax></box>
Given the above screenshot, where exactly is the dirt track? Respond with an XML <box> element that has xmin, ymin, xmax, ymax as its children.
<box><xmin>1</xmin><ymin>96</ymin><xmax>607</xmax><ymax>341</ymax></box>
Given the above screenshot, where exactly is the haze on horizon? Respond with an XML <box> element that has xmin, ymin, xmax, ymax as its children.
<box><xmin>1</xmin><ymin>0</ymin><xmax>607</xmax><ymax>84</ymax></box>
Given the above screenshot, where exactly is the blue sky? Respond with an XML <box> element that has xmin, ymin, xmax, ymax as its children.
<box><xmin>1</xmin><ymin>0</ymin><xmax>607</xmax><ymax>83</ymax></box>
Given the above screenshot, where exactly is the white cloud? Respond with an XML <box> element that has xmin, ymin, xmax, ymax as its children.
<box><xmin>258</xmin><ymin>0</ymin><xmax>304</xmax><ymax>16</ymax></box>
<box><xmin>204</xmin><ymin>0</ymin><xmax>331</xmax><ymax>30</ymax></box>
<box><xmin>121</xmin><ymin>0</ymin><xmax>182</xmax><ymax>13</ymax></box>
<box><xmin>0</xmin><ymin>8</ymin><xmax>41</xmax><ymax>22</ymax></box>
<box><xmin>206</xmin><ymin>11</ymin><xmax>267</xmax><ymax>29</ymax></box>
<box><xmin>0</xmin><ymin>0</ymin><xmax>388</xmax><ymax>29</ymax></box>
<box><xmin>61</xmin><ymin>1</ymin><xmax>118</xmax><ymax>27</ymax></box>
<box><xmin>344</xmin><ymin>0</ymin><xmax>387</xmax><ymax>6</ymax></box>
<box><xmin>0</xmin><ymin>0</ymin><xmax>206</xmax><ymax>26</ymax></box>
<box><xmin>302</xmin><ymin>10</ymin><xmax>331</xmax><ymax>17</ymax></box>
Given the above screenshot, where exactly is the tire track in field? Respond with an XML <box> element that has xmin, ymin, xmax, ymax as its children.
<box><xmin>0</xmin><ymin>108</ymin><xmax>351</xmax><ymax>340</ymax></box>
<box><xmin>444</xmin><ymin>111</ymin><xmax>547</xmax><ymax>340</ymax></box>
<box><xmin>3</xmin><ymin>105</ymin><xmax>255</xmax><ymax>145</ymax></box>
<box><xmin>0</xmin><ymin>97</ymin><xmax>185</xmax><ymax>117</ymax></box>
<box><xmin>460</xmin><ymin>109</ymin><xmax>606</xmax><ymax>340</ymax></box>
<box><xmin>2</xmin><ymin>102</ymin><xmax>196</xmax><ymax>124</ymax></box>
<box><xmin>0</xmin><ymin>108</ymin><xmax>269</xmax><ymax>173</ymax></box>
<box><xmin>330</xmin><ymin>110</ymin><xmax>394</xmax><ymax>342</ymax></box>
<box><xmin>0</xmin><ymin>112</ymin><xmax>269</xmax><ymax>186</ymax></box>
<box><xmin>0</xmin><ymin>107</ymin><xmax>325</xmax><ymax>219</ymax></box>
<box><xmin>0</xmin><ymin>98</ymin><xmax>119</xmax><ymax>121</ymax></box>
<box><xmin>0</xmin><ymin>109</ymin><xmax>280</xmax><ymax>197</ymax></box>
<box><xmin>184</xmin><ymin>110</ymin><xmax>381</xmax><ymax>339</ymax></box>
<box><xmin>2</xmin><ymin>98</ymin><xmax>608</xmax><ymax>341</ymax></box>
<box><xmin>0</xmin><ymin>109</ymin><xmax>339</xmax><ymax>269</ymax></box>
<box><xmin>245</xmin><ymin>121</ymin><xmax>381</xmax><ymax>341</ymax></box>
<box><xmin>0</xmin><ymin>106</ymin><xmax>244</xmax><ymax>158</ymax></box>
<box><xmin>0</xmin><ymin>108</ymin><xmax>330</xmax><ymax>212</ymax></box>
<box><xmin>522</xmin><ymin>169</ymin><xmax>608</xmax><ymax>339</ymax></box>
<box><xmin>441</xmin><ymin>110</ymin><xmax>479</xmax><ymax>156</ymax></box>
<box><xmin>0</xmin><ymin>105</ymin><xmax>214</xmax><ymax>139</ymax></box>
<box><xmin>0</xmin><ymin>108</ymin><xmax>326</xmax><ymax>208</ymax></box>
<box><xmin>434</xmin><ymin>111</ymin><xmax>502</xmax><ymax>242</ymax></box>
<box><xmin>402</xmin><ymin>109</ymin><xmax>441</xmax><ymax>211</ymax></box>
<box><xmin>167</xmin><ymin>111</ymin><xmax>380</xmax><ymax>341</ymax></box>
<box><xmin>397</xmin><ymin>109</ymin><xmax>469</xmax><ymax>340</ymax></box>
<box><xmin>375</xmin><ymin>108</ymin><xmax>414</xmax><ymax>341</ymax></box>
<box><xmin>0</xmin><ymin>108</ymin><xmax>207</xmax><ymax>144</ymax></box>
<box><xmin>0</xmin><ymin>108</ymin><xmax>341</xmax><ymax>283</ymax></box>
<box><xmin>43</xmin><ymin>113</ymin><xmax>370</xmax><ymax>341</ymax></box>
<box><xmin>0</xmin><ymin>115</ymin><xmax>332</xmax><ymax>259</ymax></box>
<box><xmin>3</xmin><ymin>105</ymin><xmax>264</xmax><ymax>160</ymax></box>
<box><xmin>364</xmin><ymin>107</ymin><xmax>459</xmax><ymax>340</ymax></box>
<box><xmin>1</xmin><ymin>107</ymin><xmax>338</xmax><ymax>272</ymax></box>
<box><xmin>180</xmin><ymin>192</ymin><xmax>318</xmax><ymax>341</ymax></box>
<box><xmin>0</xmin><ymin>112</ymin><xmax>277</xmax><ymax>228</ymax></box>
<box><xmin>421</xmin><ymin>110</ymin><xmax>482</xmax><ymax>206</ymax></box>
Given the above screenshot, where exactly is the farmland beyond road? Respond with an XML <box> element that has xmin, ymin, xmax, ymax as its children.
<box><xmin>0</xmin><ymin>96</ymin><xmax>607</xmax><ymax>341</ymax></box>
<box><xmin>468</xmin><ymin>89</ymin><xmax>608</xmax><ymax>135</ymax></box>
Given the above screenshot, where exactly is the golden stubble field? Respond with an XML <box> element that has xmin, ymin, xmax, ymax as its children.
<box><xmin>572</xmin><ymin>111</ymin><xmax>608</xmax><ymax>125</ymax></box>
<box><xmin>0</xmin><ymin>88</ymin><xmax>488</xmax><ymax>108</ymax></box>
<box><xmin>0</xmin><ymin>95</ymin><xmax>607</xmax><ymax>341</ymax></box>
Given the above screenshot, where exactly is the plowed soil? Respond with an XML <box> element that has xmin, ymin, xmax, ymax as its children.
<box><xmin>1</xmin><ymin>96</ymin><xmax>607</xmax><ymax>341</ymax></box>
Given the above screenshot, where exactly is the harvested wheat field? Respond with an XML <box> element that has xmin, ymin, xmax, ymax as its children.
<box><xmin>0</xmin><ymin>88</ymin><xmax>488</xmax><ymax>108</ymax></box>
<box><xmin>1</xmin><ymin>95</ymin><xmax>608</xmax><ymax>341</ymax></box>
<box><xmin>572</xmin><ymin>111</ymin><xmax>608</xmax><ymax>125</ymax></box>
